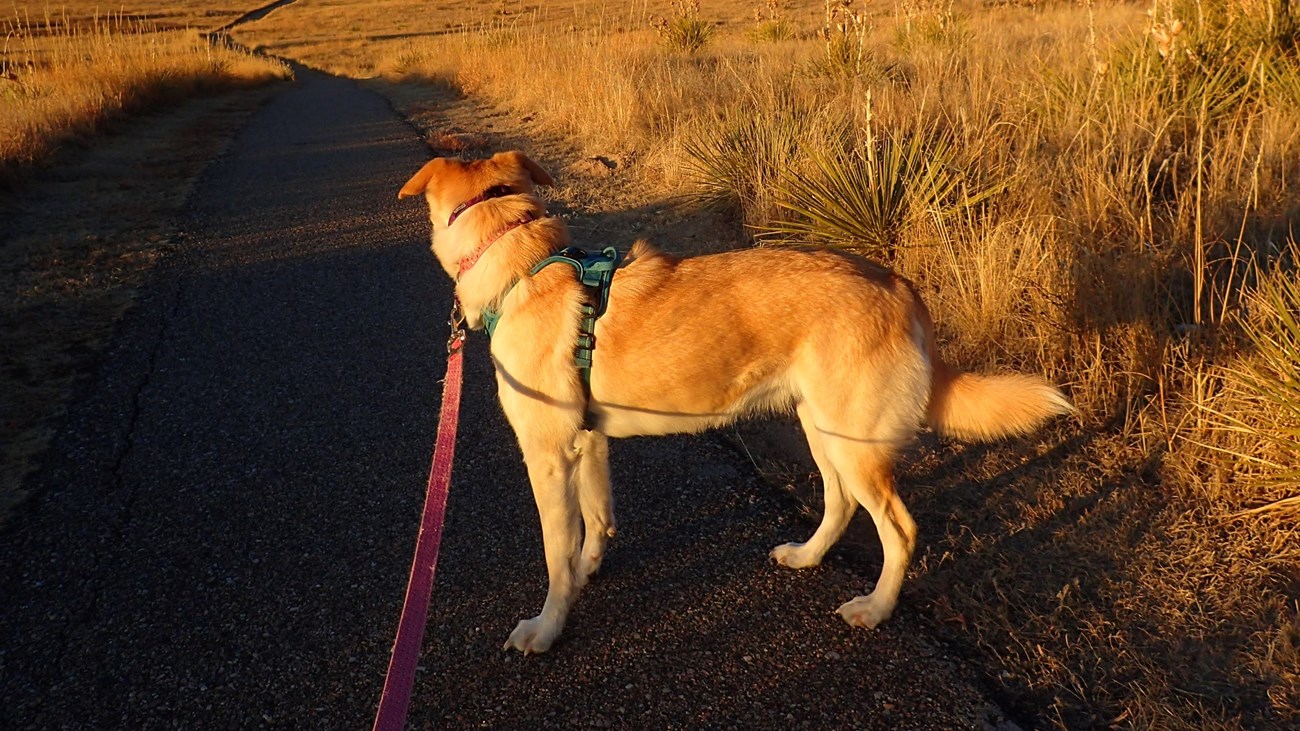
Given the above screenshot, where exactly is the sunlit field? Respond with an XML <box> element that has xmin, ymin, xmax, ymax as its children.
<box><xmin>7</xmin><ymin>1</ymin><xmax>256</xmax><ymax>32</ymax></box>
<box><xmin>1</xmin><ymin>4</ymin><xmax>289</xmax><ymax>180</ymax></box>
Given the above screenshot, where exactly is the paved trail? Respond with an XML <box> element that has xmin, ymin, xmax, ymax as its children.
<box><xmin>1</xmin><ymin>70</ymin><xmax>1006</xmax><ymax>729</ymax></box>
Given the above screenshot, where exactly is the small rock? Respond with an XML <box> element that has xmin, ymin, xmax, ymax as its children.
<box><xmin>567</xmin><ymin>156</ymin><xmax>620</xmax><ymax>177</ymax></box>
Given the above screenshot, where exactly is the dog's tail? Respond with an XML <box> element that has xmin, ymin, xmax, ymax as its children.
<box><xmin>926</xmin><ymin>359</ymin><xmax>1074</xmax><ymax>442</ymax></box>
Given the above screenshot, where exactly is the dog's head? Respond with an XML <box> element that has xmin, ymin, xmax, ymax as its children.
<box><xmin>398</xmin><ymin>150</ymin><xmax>554</xmax><ymax>229</ymax></box>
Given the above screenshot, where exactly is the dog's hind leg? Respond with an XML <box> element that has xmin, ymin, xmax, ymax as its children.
<box><xmin>504</xmin><ymin>434</ymin><xmax>583</xmax><ymax>655</ymax></box>
<box><xmin>831</xmin><ymin>444</ymin><xmax>916</xmax><ymax>629</ymax></box>
<box><xmin>573</xmin><ymin>430</ymin><xmax>615</xmax><ymax>582</ymax></box>
<box><xmin>770</xmin><ymin>401</ymin><xmax>857</xmax><ymax>569</ymax></box>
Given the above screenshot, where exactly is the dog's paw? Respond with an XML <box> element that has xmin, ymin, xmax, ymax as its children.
<box><xmin>769</xmin><ymin>542</ymin><xmax>821</xmax><ymax>569</ymax></box>
<box><xmin>836</xmin><ymin>594</ymin><xmax>894</xmax><ymax>629</ymax></box>
<box><xmin>503</xmin><ymin>616</ymin><xmax>559</xmax><ymax>655</ymax></box>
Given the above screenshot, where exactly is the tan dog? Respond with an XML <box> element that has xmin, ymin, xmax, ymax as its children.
<box><xmin>399</xmin><ymin>151</ymin><xmax>1073</xmax><ymax>654</ymax></box>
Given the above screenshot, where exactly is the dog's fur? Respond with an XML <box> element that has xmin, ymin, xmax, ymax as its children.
<box><xmin>399</xmin><ymin>151</ymin><xmax>1073</xmax><ymax>654</ymax></box>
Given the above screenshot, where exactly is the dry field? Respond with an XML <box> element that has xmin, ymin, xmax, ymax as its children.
<box><xmin>5</xmin><ymin>1</ymin><xmax>257</xmax><ymax>34</ymax></box>
<box><xmin>1</xmin><ymin>3</ymin><xmax>289</xmax><ymax>519</ymax></box>
<box><xmin>232</xmin><ymin>0</ymin><xmax>1300</xmax><ymax>727</ymax></box>
<box><xmin>1</xmin><ymin>4</ymin><xmax>289</xmax><ymax>178</ymax></box>
<box><xmin>231</xmin><ymin>0</ymin><xmax>792</xmax><ymax>74</ymax></box>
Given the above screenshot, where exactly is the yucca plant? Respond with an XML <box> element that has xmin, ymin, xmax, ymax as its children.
<box><xmin>679</xmin><ymin>102</ymin><xmax>819</xmax><ymax>225</ymax></box>
<box><xmin>652</xmin><ymin>0</ymin><xmax>715</xmax><ymax>54</ymax></box>
<box><xmin>1264</xmin><ymin>51</ymin><xmax>1300</xmax><ymax>108</ymax></box>
<box><xmin>748</xmin><ymin>19</ymin><xmax>795</xmax><ymax>43</ymax></box>
<box><xmin>756</xmin><ymin>127</ymin><xmax>998</xmax><ymax>257</ymax></box>
<box><xmin>1227</xmin><ymin>261</ymin><xmax>1300</xmax><ymax>493</ymax></box>
<box><xmin>893</xmin><ymin>0</ymin><xmax>968</xmax><ymax>53</ymax></box>
<box><xmin>748</xmin><ymin>0</ymin><xmax>795</xmax><ymax>43</ymax></box>
<box><xmin>1139</xmin><ymin>4</ymin><xmax>1291</xmax><ymax>122</ymax></box>
<box><xmin>1093</xmin><ymin>34</ymin><xmax>1251</xmax><ymax>126</ymax></box>
<box><xmin>1190</xmin><ymin>248</ymin><xmax>1300</xmax><ymax>517</ymax></box>
<box><xmin>810</xmin><ymin>0</ymin><xmax>872</xmax><ymax>79</ymax></box>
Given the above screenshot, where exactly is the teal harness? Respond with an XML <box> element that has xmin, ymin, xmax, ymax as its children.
<box><xmin>481</xmin><ymin>245</ymin><xmax>623</xmax><ymax>402</ymax></box>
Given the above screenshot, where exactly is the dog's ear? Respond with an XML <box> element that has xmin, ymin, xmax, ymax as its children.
<box><xmin>496</xmin><ymin>150</ymin><xmax>555</xmax><ymax>187</ymax></box>
<box><xmin>398</xmin><ymin>158</ymin><xmax>446</xmax><ymax>199</ymax></box>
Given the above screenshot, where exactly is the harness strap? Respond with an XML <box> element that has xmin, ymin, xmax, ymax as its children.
<box><xmin>529</xmin><ymin>246</ymin><xmax>622</xmax><ymax>391</ymax></box>
<box><xmin>479</xmin><ymin>246</ymin><xmax>621</xmax><ymax>430</ymax></box>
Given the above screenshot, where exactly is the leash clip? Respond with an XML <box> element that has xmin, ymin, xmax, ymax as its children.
<box><xmin>447</xmin><ymin>298</ymin><xmax>467</xmax><ymax>354</ymax></box>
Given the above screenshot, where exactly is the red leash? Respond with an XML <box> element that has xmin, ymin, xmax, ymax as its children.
<box><xmin>372</xmin><ymin>306</ymin><xmax>467</xmax><ymax>731</ymax></box>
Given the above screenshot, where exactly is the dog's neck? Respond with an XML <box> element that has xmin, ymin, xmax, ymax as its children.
<box><xmin>457</xmin><ymin>211</ymin><xmax>537</xmax><ymax>279</ymax></box>
<box><xmin>447</xmin><ymin>184</ymin><xmax>515</xmax><ymax>228</ymax></box>
<box><xmin>432</xmin><ymin>193</ymin><xmax>570</xmax><ymax>330</ymax></box>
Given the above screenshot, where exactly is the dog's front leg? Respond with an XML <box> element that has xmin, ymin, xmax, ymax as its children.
<box><xmin>504</xmin><ymin>441</ymin><xmax>582</xmax><ymax>655</ymax></box>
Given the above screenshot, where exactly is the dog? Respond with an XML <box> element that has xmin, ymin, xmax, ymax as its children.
<box><xmin>399</xmin><ymin>150</ymin><xmax>1073</xmax><ymax>654</ymax></box>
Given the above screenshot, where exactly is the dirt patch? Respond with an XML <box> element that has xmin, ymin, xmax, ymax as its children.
<box><xmin>0</xmin><ymin>85</ymin><xmax>281</xmax><ymax>525</ymax></box>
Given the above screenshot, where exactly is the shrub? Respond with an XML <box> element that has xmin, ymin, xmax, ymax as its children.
<box><xmin>758</xmin><ymin>124</ymin><xmax>1003</xmax><ymax>258</ymax></box>
<box><xmin>748</xmin><ymin>0</ymin><xmax>795</xmax><ymax>43</ymax></box>
<box><xmin>1193</xmin><ymin>245</ymin><xmax>1300</xmax><ymax>515</ymax></box>
<box><xmin>652</xmin><ymin>1</ymin><xmax>715</xmax><ymax>54</ymax></box>
<box><xmin>680</xmin><ymin>99</ymin><xmax>821</xmax><ymax>226</ymax></box>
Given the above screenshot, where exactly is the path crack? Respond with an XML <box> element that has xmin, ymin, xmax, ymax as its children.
<box><xmin>53</xmin><ymin>245</ymin><xmax>189</xmax><ymax>686</ymax></box>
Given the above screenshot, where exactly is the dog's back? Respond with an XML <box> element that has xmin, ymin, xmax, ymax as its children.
<box><xmin>589</xmin><ymin>245</ymin><xmax>930</xmax><ymax>439</ymax></box>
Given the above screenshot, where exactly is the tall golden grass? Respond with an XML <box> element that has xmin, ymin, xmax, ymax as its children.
<box><xmin>1</xmin><ymin>12</ymin><xmax>290</xmax><ymax>181</ymax></box>
<box><xmin>369</xmin><ymin>0</ymin><xmax>1300</xmax><ymax>726</ymax></box>
<box><xmin>380</xmin><ymin>0</ymin><xmax>1299</xmax><ymax>473</ymax></box>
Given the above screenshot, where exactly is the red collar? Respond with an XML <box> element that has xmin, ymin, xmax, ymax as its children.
<box><xmin>456</xmin><ymin>212</ymin><xmax>538</xmax><ymax>279</ymax></box>
<box><xmin>447</xmin><ymin>184</ymin><xmax>514</xmax><ymax>227</ymax></box>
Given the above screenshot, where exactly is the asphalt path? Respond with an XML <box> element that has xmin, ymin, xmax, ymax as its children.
<box><xmin>1</xmin><ymin>70</ymin><xmax>1006</xmax><ymax>729</ymax></box>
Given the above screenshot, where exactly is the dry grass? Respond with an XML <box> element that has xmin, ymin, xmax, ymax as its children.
<box><xmin>231</xmin><ymin>0</ymin><xmax>820</xmax><ymax>74</ymax></box>
<box><xmin>218</xmin><ymin>0</ymin><xmax>1299</xmax><ymax>726</ymax></box>
<box><xmin>6</xmin><ymin>1</ymin><xmax>258</xmax><ymax>33</ymax></box>
<box><xmin>1</xmin><ymin>8</ymin><xmax>290</xmax><ymax>181</ymax></box>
